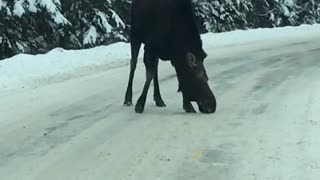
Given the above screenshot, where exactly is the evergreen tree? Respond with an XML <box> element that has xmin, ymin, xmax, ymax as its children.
<box><xmin>0</xmin><ymin>0</ymin><xmax>71</xmax><ymax>59</ymax></box>
<box><xmin>62</xmin><ymin>0</ymin><xmax>127</xmax><ymax>48</ymax></box>
<box><xmin>1</xmin><ymin>0</ymin><xmax>319</xmax><ymax>60</ymax></box>
<box><xmin>317</xmin><ymin>2</ymin><xmax>320</xmax><ymax>22</ymax></box>
<box><xmin>194</xmin><ymin>0</ymin><xmax>253</xmax><ymax>33</ymax></box>
<box><xmin>297</xmin><ymin>0</ymin><xmax>320</xmax><ymax>24</ymax></box>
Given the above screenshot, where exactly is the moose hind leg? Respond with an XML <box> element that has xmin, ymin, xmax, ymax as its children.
<box><xmin>124</xmin><ymin>39</ymin><xmax>141</xmax><ymax>106</ymax></box>
<box><xmin>135</xmin><ymin>48</ymin><xmax>157</xmax><ymax>113</ymax></box>
<box><xmin>153</xmin><ymin>59</ymin><xmax>166</xmax><ymax>107</ymax></box>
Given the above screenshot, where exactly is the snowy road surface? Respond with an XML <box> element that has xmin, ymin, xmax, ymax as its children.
<box><xmin>1</xmin><ymin>33</ymin><xmax>320</xmax><ymax>180</ymax></box>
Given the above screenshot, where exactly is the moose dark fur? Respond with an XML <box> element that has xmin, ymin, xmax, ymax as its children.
<box><xmin>124</xmin><ymin>0</ymin><xmax>216</xmax><ymax>113</ymax></box>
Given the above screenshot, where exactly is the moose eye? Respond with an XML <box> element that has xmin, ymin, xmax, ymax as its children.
<box><xmin>186</xmin><ymin>52</ymin><xmax>198</xmax><ymax>68</ymax></box>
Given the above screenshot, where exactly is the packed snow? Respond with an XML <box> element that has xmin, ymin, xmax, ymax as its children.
<box><xmin>27</xmin><ymin>0</ymin><xmax>37</xmax><ymax>13</ymax></box>
<box><xmin>96</xmin><ymin>11</ymin><xmax>113</xmax><ymax>33</ymax></box>
<box><xmin>110</xmin><ymin>9</ymin><xmax>126</xmax><ymax>28</ymax></box>
<box><xmin>83</xmin><ymin>26</ymin><xmax>99</xmax><ymax>45</ymax></box>
<box><xmin>13</xmin><ymin>0</ymin><xmax>25</xmax><ymax>17</ymax></box>
<box><xmin>0</xmin><ymin>24</ymin><xmax>319</xmax><ymax>93</ymax></box>
<box><xmin>10</xmin><ymin>0</ymin><xmax>69</xmax><ymax>24</ymax></box>
<box><xmin>0</xmin><ymin>0</ymin><xmax>5</xmax><ymax>8</ymax></box>
<box><xmin>39</xmin><ymin>0</ymin><xmax>70</xmax><ymax>24</ymax></box>
<box><xmin>282</xmin><ymin>4</ymin><xmax>291</xmax><ymax>17</ymax></box>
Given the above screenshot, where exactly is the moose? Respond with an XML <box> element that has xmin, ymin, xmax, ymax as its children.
<box><xmin>123</xmin><ymin>0</ymin><xmax>216</xmax><ymax>114</ymax></box>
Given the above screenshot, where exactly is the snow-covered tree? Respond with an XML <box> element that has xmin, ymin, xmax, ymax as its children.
<box><xmin>0</xmin><ymin>0</ymin><xmax>128</xmax><ymax>59</ymax></box>
<box><xmin>296</xmin><ymin>0</ymin><xmax>320</xmax><ymax>24</ymax></box>
<box><xmin>251</xmin><ymin>0</ymin><xmax>300</xmax><ymax>27</ymax></box>
<box><xmin>0</xmin><ymin>0</ymin><xmax>71</xmax><ymax>59</ymax></box>
<box><xmin>63</xmin><ymin>0</ymin><xmax>127</xmax><ymax>48</ymax></box>
<box><xmin>317</xmin><ymin>2</ymin><xmax>320</xmax><ymax>22</ymax></box>
<box><xmin>1</xmin><ymin>0</ymin><xmax>319</xmax><ymax>60</ymax></box>
<box><xmin>194</xmin><ymin>0</ymin><xmax>253</xmax><ymax>32</ymax></box>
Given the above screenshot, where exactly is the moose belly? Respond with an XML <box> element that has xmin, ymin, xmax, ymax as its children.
<box><xmin>149</xmin><ymin>42</ymin><xmax>174</xmax><ymax>61</ymax></box>
<box><xmin>143</xmin><ymin>34</ymin><xmax>175</xmax><ymax>61</ymax></box>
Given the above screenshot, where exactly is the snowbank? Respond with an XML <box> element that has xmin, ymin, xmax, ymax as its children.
<box><xmin>202</xmin><ymin>24</ymin><xmax>320</xmax><ymax>48</ymax></box>
<box><xmin>0</xmin><ymin>24</ymin><xmax>320</xmax><ymax>92</ymax></box>
<box><xmin>0</xmin><ymin>42</ymin><xmax>133</xmax><ymax>91</ymax></box>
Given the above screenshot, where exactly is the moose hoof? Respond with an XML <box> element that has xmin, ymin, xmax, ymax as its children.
<box><xmin>184</xmin><ymin>104</ymin><xmax>196</xmax><ymax>113</ymax></box>
<box><xmin>155</xmin><ymin>99</ymin><xmax>166</xmax><ymax>107</ymax></box>
<box><xmin>135</xmin><ymin>104</ymin><xmax>145</xmax><ymax>113</ymax></box>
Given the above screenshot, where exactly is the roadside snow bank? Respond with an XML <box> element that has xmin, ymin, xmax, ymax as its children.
<box><xmin>0</xmin><ymin>24</ymin><xmax>319</xmax><ymax>92</ymax></box>
<box><xmin>202</xmin><ymin>24</ymin><xmax>320</xmax><ymax>48</ymax></box>
<box><xmin>0</xmin><ymin>42</ymin><xmax>134</xmax><ymax>91</ymax></box>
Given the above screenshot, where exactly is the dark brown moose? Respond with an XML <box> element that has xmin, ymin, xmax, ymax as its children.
<box><xmin>124</xmin><ymin>0</ymin><xmax>216</xmax><ymax>114</ymax></box>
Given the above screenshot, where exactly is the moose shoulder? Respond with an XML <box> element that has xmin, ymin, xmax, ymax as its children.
<box><xmin>124</xmin><ymin>0</ymin><xmax>217</xmax><ymax>114</ymax></box>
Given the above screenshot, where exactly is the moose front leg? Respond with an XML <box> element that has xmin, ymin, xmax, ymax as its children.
<box><xmin>182</xmin><ymin>93</ymin><xmax>196</xmax><ymax>113</ymax></box>
<box><xmin>153</xmin><ymin>59</ymin><xmax>166</xmax><ymax>107</ymax></box>
<box><xmin>175</xmin><ymin>74</ymin><xmax>196</xmax><ymax>113</ymax></box>
<box><xmin>174</xmin><ymin>67</ymin><xmax>196</xmax><ymax>113</ymax></box>
<box><xmin>135</xmin><ymin>48</ymin><xmax>157</xmax><ymax>113</ymax></box>
<box><xmin>124</xmin><ymin>37</ymin><xmax>142</xmax><ymax>106</ymax></box>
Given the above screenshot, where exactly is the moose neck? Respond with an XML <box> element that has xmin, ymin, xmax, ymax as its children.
<box><xmin>172</xmin><ymin>0</ymin><xmax>203</xmax><ymax>55</ymax></box>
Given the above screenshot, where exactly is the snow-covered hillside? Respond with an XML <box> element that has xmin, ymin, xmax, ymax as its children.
<box><xmin>1</xmin><ymin>24</ymin><xmax>319</xmax><ymax>94</ymax></box>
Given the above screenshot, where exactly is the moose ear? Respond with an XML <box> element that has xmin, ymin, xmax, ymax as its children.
<box><xmin>186</xmin><ymin>52</ymin><xmax>197</xmax><ymax>68</ymax></box>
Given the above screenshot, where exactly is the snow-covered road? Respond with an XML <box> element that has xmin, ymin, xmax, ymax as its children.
<box><xmin>0</xmin><ymin>31</ymin><xmax>320</xmax><ymax>180</ymax></box>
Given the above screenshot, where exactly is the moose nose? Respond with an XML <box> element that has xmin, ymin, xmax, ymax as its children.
<box><xmin>200</xmin><ymin>106</ymin><xmax>215</xmax><ymax>114</ymax></box>
<box><xmin>198</xmin><ymin>101</ymin><xmax>216</xmax><ymax>114</ymax></box>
